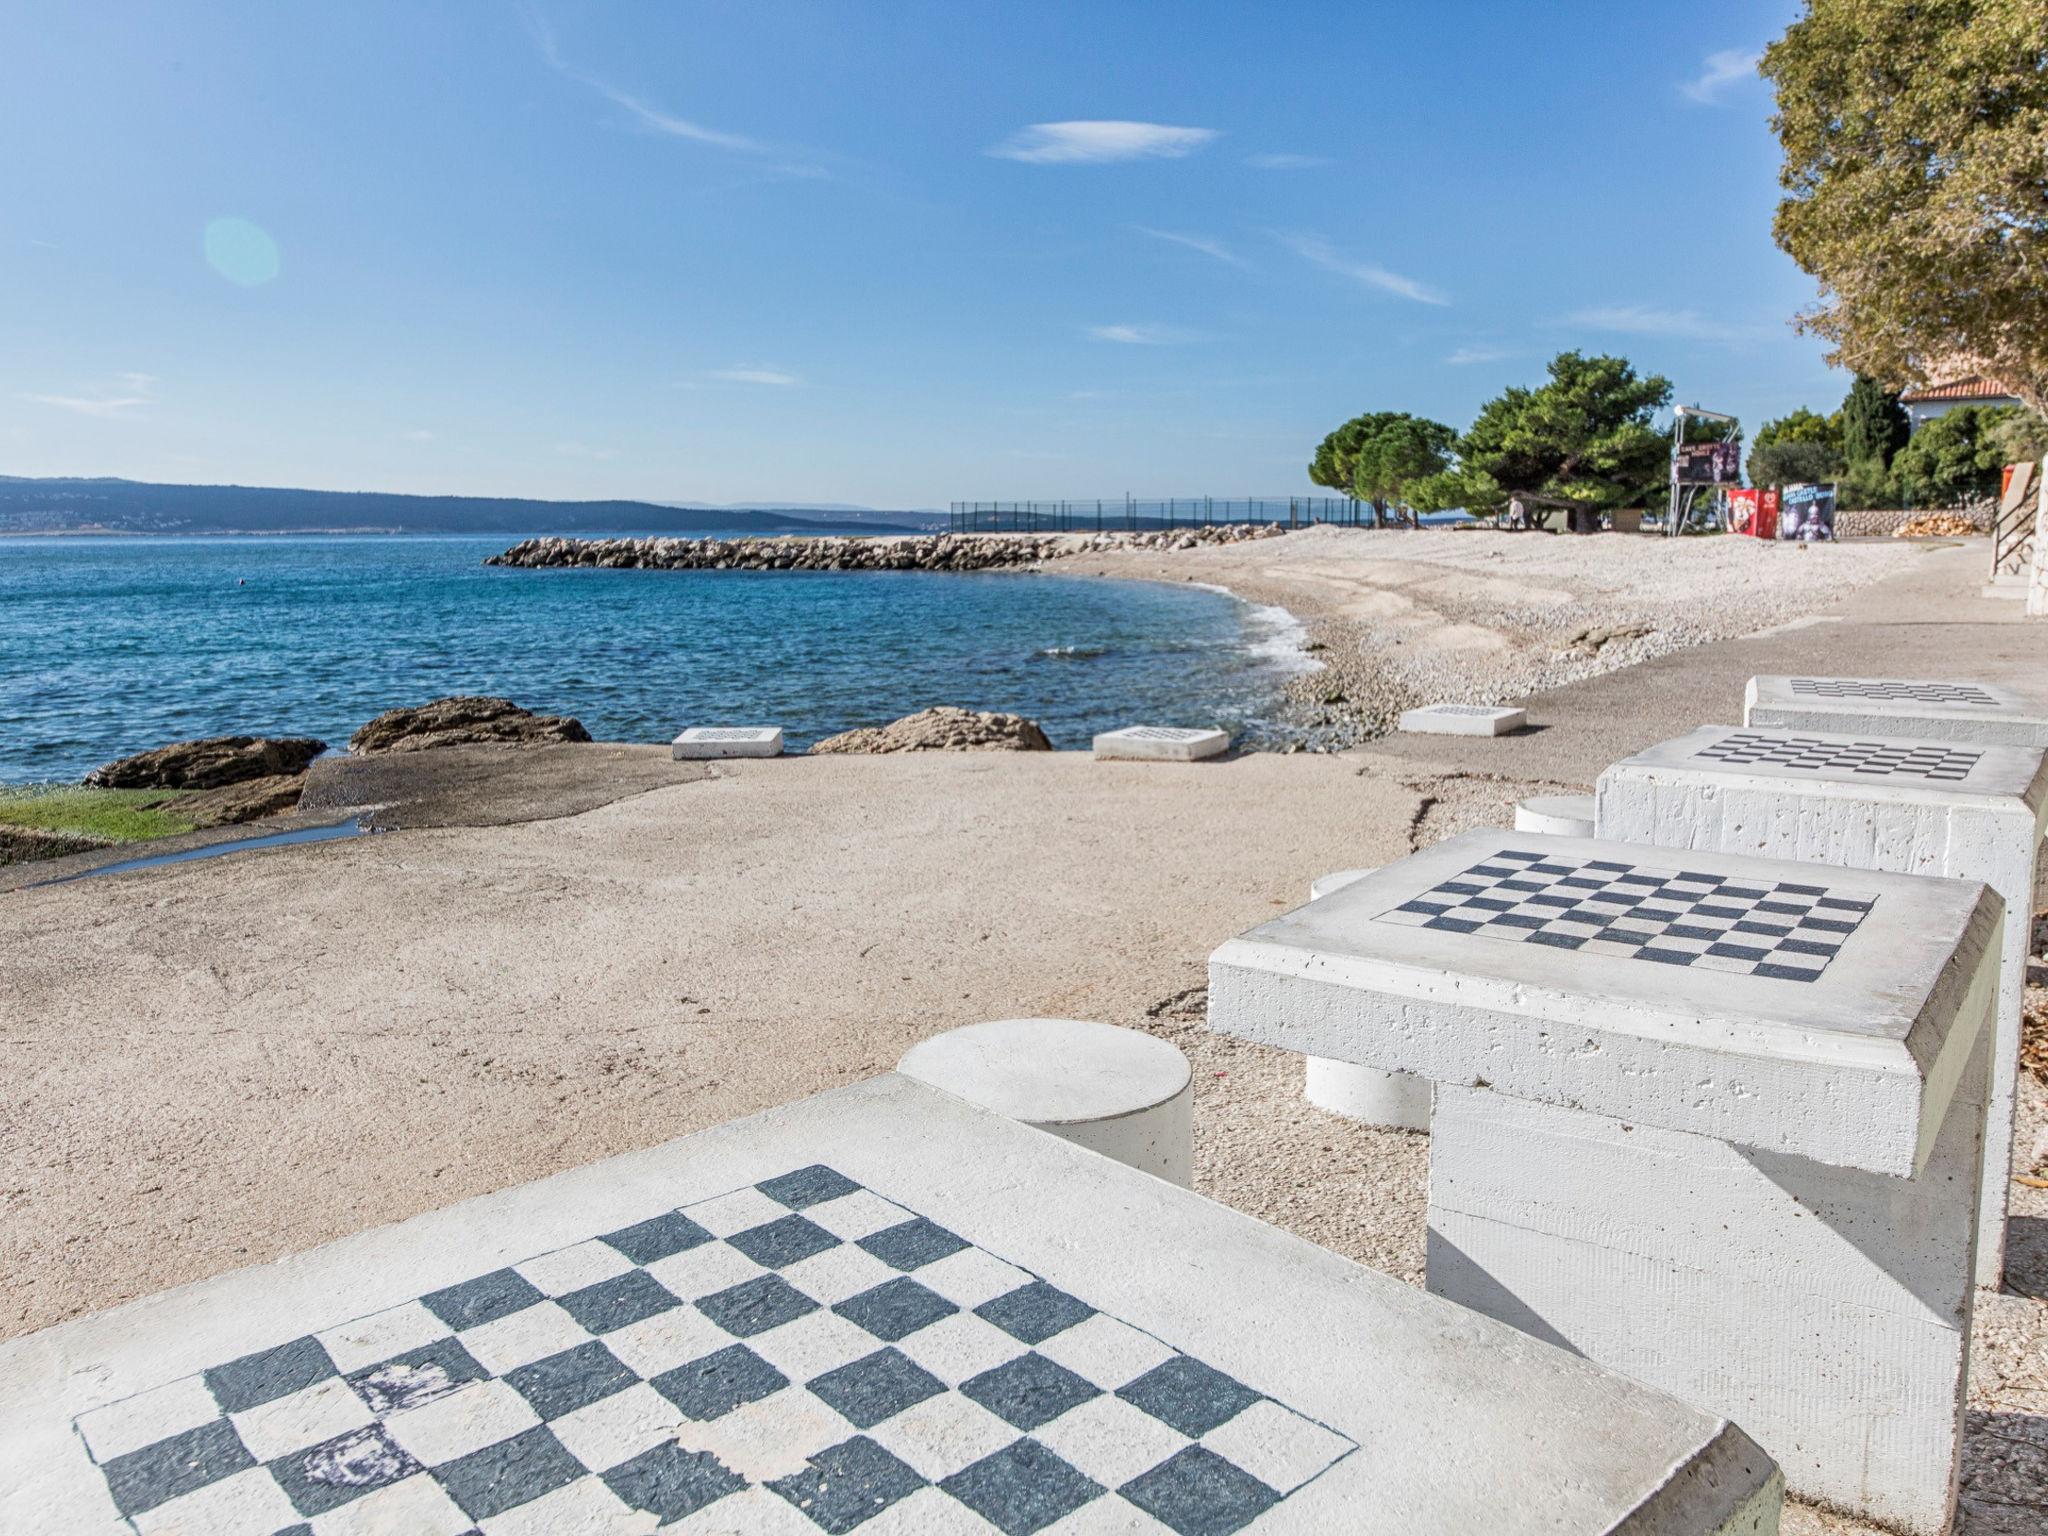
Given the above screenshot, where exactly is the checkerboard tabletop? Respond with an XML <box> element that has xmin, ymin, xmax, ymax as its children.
<box><xmin>1376</xmin><ymin>846</ymin><xmax>1874</xmax><ymax>982</ymax></box>
<box><xmin>75</xmin><ymin>1165</ymin><xmax>1352</xmax><ymax>1536</ymax></box>
<box><xmin>1691</xmin><ymin>731</ymin><xmax>1984</xmax><ymax>782</ymax></box>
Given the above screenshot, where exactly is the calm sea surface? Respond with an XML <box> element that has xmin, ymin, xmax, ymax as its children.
<box><xmin>0</xmin><ymin>536</ymin><xmax>1307</xmax><ymax>782</ymax></box>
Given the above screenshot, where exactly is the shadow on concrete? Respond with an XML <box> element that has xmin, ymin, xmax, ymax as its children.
<box><xmin>1422</xmin><ymin>1226</ymin><xmax>1579</xmax><ymax>1354</ymax></box>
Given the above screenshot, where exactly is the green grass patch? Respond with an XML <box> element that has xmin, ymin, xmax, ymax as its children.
<box><xmin>0</xmin><ymin>786</ymin><xmax>199</xmax><ymax>843</ymax></box>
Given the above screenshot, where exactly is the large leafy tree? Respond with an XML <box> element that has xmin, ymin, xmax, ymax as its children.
<box><xmin>1309</xmin><ymin>411</ymin><xmax>1453</xmax><ymax>526</ymax></box>
<box><xmin>1747</xmin><ymin>407</ymin><xmax>1844</xmax><ymax>486</ymax></box>
<box><xmin>1762</xmin><ymin>0</ymin><xmax>2048</xmax><ymax>415</ymax></box>
<box><xmin>1412</xmin><ymin>352</ymin><xmax>1672</xmax><ymax>520</ymax></box>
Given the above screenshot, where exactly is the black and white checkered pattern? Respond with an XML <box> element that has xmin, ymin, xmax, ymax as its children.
<box><xmin>76</xmin><ymin>1167</ymin><xmax>1352</xmax><ymax>1535</ymax></box>
<box><xmin>687</xmin><ymin>730</ymin><xmax>773</xmax><ymax>743</ymax></box>
<box><xmin>1693</xmin><ymin>732</ymin><xmax>1983</xmax><ymax>782</ymax></box>
<box><xmin>1788</xmin><ymin>678</ymin><xmax>1997</xmax><ymax>706</ymax></box>
<box><xmin>1375</xmin><ymin>848</ymin><xmax>1875</xmax><ymax>982</ymax></box>
<box><xmin>1121</xmin><ymin>729</ymin><xmax>1211</xmax><ymax>743</ymax></box>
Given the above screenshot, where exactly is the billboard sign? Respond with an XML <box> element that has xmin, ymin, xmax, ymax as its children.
<box><xmin>1675</xmin><ymin>441</ymin><xmax>1742</xmax><ymax>485</ymax></box>
<box><xmin>1779</xmin><ymin>483</ymin><xmax>1836</xmax><ymax>541</ymax></box>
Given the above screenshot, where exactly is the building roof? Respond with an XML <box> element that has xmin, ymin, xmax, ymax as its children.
<box><xmin>1898</xmin><ymin>376</ymin><xmax>2022</xmax><ymax>404</ymax></box>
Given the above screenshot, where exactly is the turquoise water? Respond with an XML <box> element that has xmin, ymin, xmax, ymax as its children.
<box><xmin>0</xmin><ymin>536</ymin><xmax>1305</xmax><ymax>782</ymax></box>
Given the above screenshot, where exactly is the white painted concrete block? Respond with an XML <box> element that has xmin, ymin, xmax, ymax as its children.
<box><xmin>1211</xmin><ymin>828</ymin><xmax>2003</xmax><ymax>1176</ymax></box>
<box><xmin>1091</xmin><ymin>725</ymin><xmax>1230</xmax><ymax>761</ymax></box>
<box><xmin>0</xmin><ymin>1073</ymin><xmax>1782</xmax><ymax>1535</ymax></box>
<box><xmin>1304</xmin><ymin>870</ymin><xmax>1430</xmax><ymax>1130</ymax></box>
<box><xmin>1428</xmin><ymin>1023</ymin><xmax>1989</xmax><ymax>1535</ymax></box>
<box><xmin>1513</xmin><ymin>794</ymin><xmax>1594</xmax><ymax>836</ymax></box>
<box><xmin>1397</xmin><ymin>703</ymin><xmax>1527</xmax><ymax>737</ymax></box>
<box><xmin>671</xmin><ymin>725</ymin><xmax>784</xmax><ymax>759</ymax></box>
<box><xmin>898</xmin><ymin>1018</ymin><xmax>1194</xmax><ymax>1185</ymax></box>
<box><xmin>1744</xmin><ymin>674</ymin><xmax>2048</xmax><ymax>747</ymax></box>
<box><xmin>1596</xmin><ymin>724</ymin><xmax>2048</xmax><ymax>1287</ymax></box>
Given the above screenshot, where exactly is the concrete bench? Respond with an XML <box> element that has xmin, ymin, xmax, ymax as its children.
<box><xmin>1397</xmin><ymin>704</ymin><xmax>1526</xmax><ymax>737</ymax></box>
<box><xmin>1304</xmin><ymin>872</ymin><xmax>1429</xmax><ymax>1129</ymax></box>
<box><xmin>1513</xmin><ymin>794</ymin><xmax>1593</xmax><ymax>836</ymax></box>
<box><xmin>1745</xmin><ymin>674</ymin><xmax>2048</xmax><ymax>747</ymax></box>
<box><xmin>1209</xmin><ymin>828</ymin><xmax>2001</xmax><ymax>1535</ymax></box>
<box><xmin>673</xmin><ymin>727</ymin><xmax>784</xmax><ymax>760</ymax></box>
<box><xmin>898</xmin><ymin>1018</ymin><xmax>1193</xmax><ymax>1185</ymax></box>
<box><xmin>1597</xmin><ymin>724</ymin><xmax>2048</xmax><ymax>1287</ymax></box>
<box><xmin>0</xmin><ymin>1074</ymin><xmax>1781</xmax><ymax>1535</ymax></box>
<box><xmin>1093</xmin><ymin>726</ymin><xmax>1230</xmax><ymax>762</ymax></box>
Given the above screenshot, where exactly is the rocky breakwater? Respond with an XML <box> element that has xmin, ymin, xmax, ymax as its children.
<box><xmin>484</xmin><ymin>523</ymin><xmax>1285</xmax><ymax>574</ymax></box>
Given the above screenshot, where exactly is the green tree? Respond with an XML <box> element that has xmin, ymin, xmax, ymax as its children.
<box><xmin>1891</xmin><ymin>406</ymin><xmax>2020</xmax><ymax>506</ymax></box>
<box><xmin>1987</xmin><ymin>409</ymin><xmax>2048</xmax><ymax>466</ymax></box>
<box><xmin>1837</xmin><ymin>377</ymin><xmax>1910</xmax><ymax>471</ymax></box>
<box><xmin>1412</xmin><ymin>352</ymin><xmax>1671</xmax><ymax>523</ymax></box>
<box><xmin>1750</xmin><ymin>437</ymin><xmax>1844</xmax><ymax>489</ymax></box>
<box><xmin>1762</xmin><ymin>0</ymin><xmax>2048</xmax><ymax>416</ymax></box>
<box><xmin>1351</xmin><ymin>415</ymin><xmax>1456</xmax><ymax>526</ymax></box>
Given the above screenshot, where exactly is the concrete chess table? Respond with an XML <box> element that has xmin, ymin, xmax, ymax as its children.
<box><xmin>674</xmin><ymin>728</ymin><xmax>785</xmax><ymax>760</ymax></box>
<box><xmin>1092</xmin><ymin>726</ymin><xmax>1230</xmax><ymax>762</ymax></box>
<box><xmin>0</xmin><ymin>1076</ymin><xmax>1781</xmax><ymax>1536</ymax></box>
<box><xmin>1597</xmin><ymin>724</ymin><xmax>2048</xmax><ymax>1287</ymax></box>
<box><xmin>1208</xmin><ymin>829</ymin><xmax>2003</xmax><ymax>1535</ymax></box>
<box><xmin>1396</xmin><ymin>704</ymin><xmax>1526</xmax><ymax>737</ymax></box>
<box><xmin>1745</xmin><ymin>674</ymin><xmax>2048</xmax><ymax>747</ymax></box>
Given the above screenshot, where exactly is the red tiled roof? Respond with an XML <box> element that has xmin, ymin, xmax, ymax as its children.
<box><xmin>1898</xmin><ymin>376</ymin><xmax>2021</xmax><ymax>403</ymax></box>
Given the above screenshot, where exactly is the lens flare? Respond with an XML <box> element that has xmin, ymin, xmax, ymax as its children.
<box><xmin>202</xmin><ymin>217</ymin><xmax>281</xmax><ymax>286</ymax></box>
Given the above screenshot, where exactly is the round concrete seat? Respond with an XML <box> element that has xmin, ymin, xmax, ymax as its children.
<box><xmin>1514</xmin><ymin>794</ymin><xmax>1595</xmax><ymax>837</ymax></box>
<box><xmin>1304</xmin><ymin>871</ymin><xmax>1430</xmax><ymax>1131</ymax></box>
<box><xmin>898</xmin><ymin>1019</ymin><xmax>1193</xmax><ymax>1185</ymax></box>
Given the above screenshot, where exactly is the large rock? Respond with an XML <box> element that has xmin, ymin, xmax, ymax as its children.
<box><xmin>809</xmin><ymin>707</ymin><xmax>1053</xmax><ymax>754</ymax></box>
<box><xmin>349</xmin><ymin>696</ymin><xmax>592</xmax><ymax>755</ymax></box>
<box><xmin>83</xmin><ymin>735</ymin><xmax>327</xmax><ymax>790</ymax></box>
<box><xmin>148</xmin><ymin>774</ymin><xmax>308</xmax><ymax>829</ymax></box>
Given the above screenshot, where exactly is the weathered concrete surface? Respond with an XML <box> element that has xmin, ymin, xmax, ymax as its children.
<box><xmin>1092</xmin><ymin>726</ymin><xmax>1231</xmax><ymax>762</ymax></box>
<box><xmin>1746</xmin><ymin>675</ymin><xmax>2048</xmax><ymax>747</ymax></box>
<box><xmin>1398</xmin><ymin>704</ymin><xmax>1526</xmax><ymax>736</ymax></box>
<box><xmin>672</xmin><ymin>726</ymin><xmax>784</xmax><ymax>760</ymax></box>
<box><xmin>1514</xmin><ymin>793</ymin><xmax>1595</xmax><ymax>836</ymax></box>
<box><xmin>296</xmin><ymin>741</ymin><xmax>713</xmax><ymax>830</ymax></box>
<box><xmin>0</xmin><ymin>1074</ymin><xmax>1781</xmax><ymax>1535</ymax></box>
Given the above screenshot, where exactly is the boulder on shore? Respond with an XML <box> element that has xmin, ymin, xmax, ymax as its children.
<box><xmin>147</xmin><ymin>774</ymin><xmax>310</xmax><ymax>829</ymax></box>
<box><xmin>349</xmin><ymin>696</ymin><xmax>592</xmax><ymax>755</ymax></box>
<box><xmin>84</xmin><ymin>735</ymin><xmax>327</xmax><ymax>790</ymax></box>
<box><xmin>809</xmin><ymin>707</ymin><xmax>1053</xmax><ymax>755</ymax></box>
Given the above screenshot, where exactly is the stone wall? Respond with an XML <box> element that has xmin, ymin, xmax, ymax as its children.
<box><xmin>1836</xmin><ymin>503</ymin><xmax>1992</xmax><ymax>538</ymax></box>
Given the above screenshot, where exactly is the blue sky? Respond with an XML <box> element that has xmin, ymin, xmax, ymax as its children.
<box><xmin>2</xmin><ymin>1</ymin><xmax>1835</xmax><ymax>508</ymax></box>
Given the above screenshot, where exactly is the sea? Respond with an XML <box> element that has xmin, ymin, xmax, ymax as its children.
<box><xmin>0</xmin><ymin>535</ymin><xmax>1312</xmax><ymax>783</ymax></box>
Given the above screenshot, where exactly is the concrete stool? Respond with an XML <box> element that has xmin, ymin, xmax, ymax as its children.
<box><xmin>1211</xmin><ymin>829</ymin><xmax>2002</xmax><ymax>1534</ymax></box>
<box><xmin>1513</xmin><ymin>794</ymin><xmax>1594</xmax><ymax>836</ymax></box>
<box><xmin>898</xmin><ymin>1018</ymin><xmax>1193</xmax><ymax>1185</ymax></box>
<box><xmin>1398</xmin><ymin>703</ymin><xmax>1526</xmax><ymax>737</ymax></box>
<box><xmin>1745</xmin><ymin>673</ymin><xmax>2048</xmax><ymax>747</ymax></box>
<box><xmin>1598</xmin><ymin>723</ymin><xmax>2048</xmax><ymax>1287</ymax></box>
<box><xmin>1305</xmin><ymin>870</ymin><xmax>1430</xmax><ymax>1130</ymax></box>
<box><xmin>1093</xmin><ymin>725</ymin><xmax>1230</xmax><ymax>762</ymax></box>
<box><xmin>673</xmin><ymin>726</ymin><xmax>783</xmax><ymax>759</ymax></box>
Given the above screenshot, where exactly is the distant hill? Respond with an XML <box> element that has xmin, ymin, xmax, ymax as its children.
<box><xmin>0</xmin><ymin>476</ymin><xmax>941</xmax><ymax>536</ymax></box>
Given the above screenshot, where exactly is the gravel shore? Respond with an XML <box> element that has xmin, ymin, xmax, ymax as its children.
<box><xmin>1069</xmin><ymin>525</ymin><xmax>1925</xmax><ymax>745</ymax></box>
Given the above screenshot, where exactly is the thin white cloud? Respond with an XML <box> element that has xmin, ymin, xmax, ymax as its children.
<box><xmin>1680</xmin><ymin>49</ymin><xmax>1761</xmax><ymax>105</ymax></box>
<box><xmin>1244</xmin><ymin>152</ymin><xmax>1329</xmax><ymax>170</ymax></box>
<box><xmin>1129</xmin><ymin>226</ymin><xmax>1247</xmax><ymax>268</ymax></box>
<box><xmin>989</xmin><ymin>121</ymin><xmax>1218</xmax><ymax>165</ymax></box>
<box><xmin>1565</xmin><ymin>304</ymin><xmax>1759</xmax><ymax>342</ymax></box>
<box><xmin>528</xmin><ymin>5</ymin><xmax>817</xmax><ymax>172</ymax></box>
<box><xmin>23</xmin><ymin>372</ymin><xmax>157</xmax><ymax>419</ymax></box>
<box><xmin>1278</xmin><ymin>232</ymin><xmax>1448</xmax><ymax>306</ymax></box>
<box><xmin>1086</xmin><ymin>324</ymin><xmax>1196</xmax><ymax>345</ymax></box>
<box><xmin>707</xmin><ymin>367</ymin><xmax>801</xmax><ymax>386</ymax></box>
<box><xmin>1445</xmin><ymin>345</ymin><xmax>1513</xmax><ymax>366</ymax></box>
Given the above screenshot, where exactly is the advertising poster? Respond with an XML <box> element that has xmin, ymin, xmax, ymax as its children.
<box><xmin>1779</xmin><ymin>483</ymin><xmax>1836</xmax><ymax>541</ymax></box>
<box><xmin>1675</xmin><ymin>441</ymin><xmax>1742</xmax><ymax>485</ymax></box>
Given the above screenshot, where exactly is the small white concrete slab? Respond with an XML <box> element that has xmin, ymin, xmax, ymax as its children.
<box><xmin>1092</xmin><ymin>726</ymin><xmax>1231</xmax><ymax>762</ymax></box>
<box><xmin>0</xmin><ymin>1075</ymin><xmax>1780</xmax><ymax>1536</ymax></box>
<box><xmin>1513</xmin><ymin>795</ymin><xmax>1594</xmax><ymax>836</ymax></box>
<box><xmin>1596</xmin><ymin>724</ymin><xmax>2048</xmax><ymax>1287</ymax></box>
<box><xmin>1210</xmin><ymin>827</ymin><xmax>2002</xmax><ymax>1177</ymax></box>
<box><xmin>1744</xmin><ymin>674</ymin><xmax>2048</xmax><ymax>747</ymax></box>
<box><xmin>672</xmin><ymin>726</ymin><xmax>784</xmax><ymax>760</ymax></box>
<box><xmin>1397</xmin><ymin>704</ymin><xmax>1526</xmax><ymax>737</ymax></box>
<box><xmin>898</xmin><ymin>1018</ymin><xmax>1193</xmax><ymax>1185</ymax></box>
